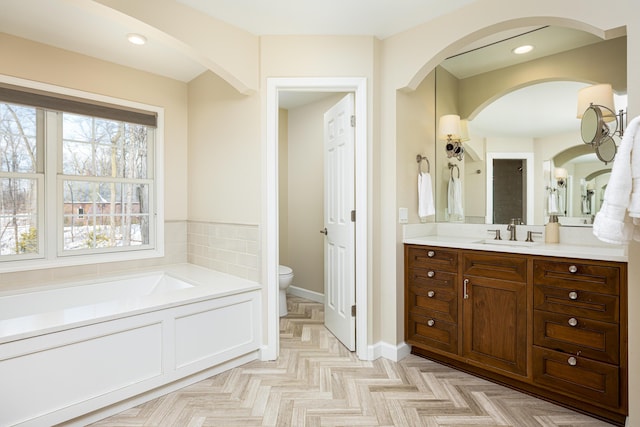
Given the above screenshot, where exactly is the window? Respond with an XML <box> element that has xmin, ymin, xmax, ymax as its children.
<box><xmin>0</xmin><ymin>79</ymin><xmax>163</xmax><ymax>271</ymax></box>
<box><xmin>0</xmin><ymin>103</ymin><xmax>41</xmax><ymax>259</ymax></box>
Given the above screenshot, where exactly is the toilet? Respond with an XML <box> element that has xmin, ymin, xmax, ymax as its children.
<box><xmin>278</xmin><ymin>265</ymin><xmax>294</xmax><ymax>317</ymax></box>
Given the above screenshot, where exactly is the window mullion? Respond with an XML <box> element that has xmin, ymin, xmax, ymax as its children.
<box><xmin>45</xmin><ymin>110</ymin><xmax>59</xmax><ymax>259</ymax></box>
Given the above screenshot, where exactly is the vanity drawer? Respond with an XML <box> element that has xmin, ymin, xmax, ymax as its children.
<box><xmin>408</xmin><ymin>284</ymin><xmax>457</xmax><ymax>323</ymax></box>
<box><xmin>406</xmin><ymin>246</ymin><xmax>458</xmax><ymax>272</ymax></box>
<box><xmin>407</xmin><ymin>268</ymin><xmax>457</xmax><ymax>290</ymax></box>
<box><xmin>533</xmin><ymin>346</ymin><xmax>619</xmax><ymax>408</ymax></box>
<box><xmin>533</xmin><ymin>260</ymin><xmax>620</xmax><ymax>295</ymax></box>
<box><xmin>534</xmin><ymin>285</ymin><xmax>619</xmax><ymax>322</ymax></box>
<box><xmin>407</xmin><ymin>312</ymin><xmax>457</xmax><ymax>353</ymax></box>
<box><xmin>534</xmin><ymin>310</ymin><xmax>619</xmax><ymax>364</ymax></box>
<box><xmin>462</xmin><ymin>252</ymin><xmax>527</xmax><ymax>283</ymax></box>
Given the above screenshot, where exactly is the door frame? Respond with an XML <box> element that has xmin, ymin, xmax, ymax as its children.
<box><xmin>263</xmin><ymin>77</ymin><xmax>368</xmax><ymax>360</ymax></box>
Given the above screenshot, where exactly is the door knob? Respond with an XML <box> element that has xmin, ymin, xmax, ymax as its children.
<box><xmin>320</xmin><ymin>228</ymin><xmax>328</xmax><ymax>235</ymax></box>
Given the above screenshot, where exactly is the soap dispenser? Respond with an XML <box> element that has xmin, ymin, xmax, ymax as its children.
<box><xmin>545</xmin><ymin>214</ymin><xmax>560</xmax><ymax>244</ymax></box>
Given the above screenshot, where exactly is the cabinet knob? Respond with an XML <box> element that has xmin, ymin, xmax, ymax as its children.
<box><xmin>427</xmin><ymin>270</ymin><xmax>435</xmax><ymax>278</ymax></box>
<box><xmin>427</xmin><ymin>290</ymin><xmax>435</xmax><ymax>298</ymax></box>
<box><xmin>568</xmin><ymin>265</ymin><xmax>578</xmax><ymax>273</ymax></box>
<box><xmin>569</xmin><ymin>291</ymin><xmax>578</xmax><ymax>300</ymax></box>
<box><xmin>427</xmin><ymin>319</ymin><xmax>435</xmax><ymax>327</ymax></box>
<box><xmin>568</xmin><ymin>317</ymin><xmax>578</xmax><ymax>327</ymax></box>
<box><xmin>427</xmin><ymin>250</ymin><xmax>435</xmax><ymax>258</ymax></box>
<box><xmin>567</xmin><ymin>356</ymin><xmax>577</xmax><ymax>366</ymax></box>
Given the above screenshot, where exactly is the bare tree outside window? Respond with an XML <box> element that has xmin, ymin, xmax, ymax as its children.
<box><xmin>61</xmin><ymin>113</ymin><xmax>151</xmax><ymax>251</ymax></box>
<box><xmin>0</xmin><ymin>103</ymin><xmax>38</xmax><ymax>256</ymax></box>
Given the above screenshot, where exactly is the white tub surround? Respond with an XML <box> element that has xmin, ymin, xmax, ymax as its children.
<box><xmin>403</xmin><ymin>223</ymin><xmax>627</xmax><ymax>262</ymax></box>
<box><xmin>0</xmin><ymin>264</ymin><xmax>261</xmax><ymax>427</ymax></box>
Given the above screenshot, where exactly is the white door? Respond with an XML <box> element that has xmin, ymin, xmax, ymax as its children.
<box><xmin>323</xmin><ymin>93</ymin><xmax>356</xmax><ymax>351</ymax></box>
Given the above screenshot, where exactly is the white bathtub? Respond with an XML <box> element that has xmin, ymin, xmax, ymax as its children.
<box><xmin>0</xmin><ymin>264</ymin><xmax>262</xmax><ymax>427</ymax></box>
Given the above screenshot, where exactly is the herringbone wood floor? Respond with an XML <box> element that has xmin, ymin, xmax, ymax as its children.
<box><xmin>90</xmin><ymin>296</ymin><xmax>614</xmax><ymax>426</ymax></box>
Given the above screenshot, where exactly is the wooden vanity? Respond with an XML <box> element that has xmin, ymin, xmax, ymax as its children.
<box><xmin>405</xmin><ymin>243</ymin><xmax>628</xmax><ymax>425</ymax></box>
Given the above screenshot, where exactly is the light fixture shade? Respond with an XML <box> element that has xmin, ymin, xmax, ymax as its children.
<box><xmin>438</xmin><ymin>114</ymin><xmax>461</xmax><ymax>139</ymax></box>
<box><xmin>577</xmin><ymin>84</ymin><xmax>615</xmax><ymax>119</ymax></box>
<box><xmin>554</xmin><ymin>167</ymin><xmax>568</xmax><ymax>180</ymax></box>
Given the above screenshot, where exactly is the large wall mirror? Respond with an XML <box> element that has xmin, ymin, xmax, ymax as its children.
<box><xmin>428</xmin><ymin>26</ymin><xmax>627</xmax><ymax>226</ymax></box>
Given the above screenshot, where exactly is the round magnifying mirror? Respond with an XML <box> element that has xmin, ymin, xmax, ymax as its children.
<box><xmin>581</xmin><ymin>105</ymin><xmax>604</xmax><ymax>144</ymax></box>
<box><xmin>595</xmin><ymin>135</ymin><xmax>617</xmax><ymax>164</ymax></box>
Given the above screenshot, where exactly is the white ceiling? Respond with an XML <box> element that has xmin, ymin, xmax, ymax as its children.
<box><xmin>176</xmin><ymin>0</ymin><xmax>478</xmax><ymax>38</ymax></box>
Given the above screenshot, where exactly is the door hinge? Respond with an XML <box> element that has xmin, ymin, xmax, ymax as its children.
<box><xmin>350</xmin><ymin>115</ymin><xmax>355</xmax><ymax>127</ymax></box>
<box><xmin>351</xmin><ymin>210</ymin><xmax>356</xmax><ymax>222</ymax></box>
<box><xmin>351</xmin><ymin>305</ymin><xmax>356</xmax><ymax>317</ymax></box>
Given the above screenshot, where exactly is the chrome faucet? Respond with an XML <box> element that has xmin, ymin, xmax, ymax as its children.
<box><xmin>507</xmin><ymin>218</ymin><xmax>522</xmax><ymax>241</ymax></box>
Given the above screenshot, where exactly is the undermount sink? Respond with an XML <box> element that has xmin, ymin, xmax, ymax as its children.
<box><xmin>479</xmin><ymin>239</ymin><xmax>541</xmax><ymax>247</ymax></box>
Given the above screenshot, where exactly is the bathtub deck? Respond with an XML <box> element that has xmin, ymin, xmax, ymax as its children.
<box><xmin>0</xmin><ymin>264</ymin><xmax>262</xmax><ymax>427</ymax></box>
<box><xmin>0</xmin><ymin>263</ymin><xmax>260</xmax><ymax>344</ymax></box>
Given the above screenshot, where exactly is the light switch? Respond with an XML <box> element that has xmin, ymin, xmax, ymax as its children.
<box><xmin>399</xmin><ymin>207</ymin><xmax>408</xmax><ymax>223</ymax></box>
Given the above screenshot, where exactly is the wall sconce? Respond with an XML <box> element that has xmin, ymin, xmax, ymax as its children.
<box><xmin>439</xmin><ymin>114</ymin><xmax>468</xmax><ymax>161</ymax></box>
<box><xmin>577</xmin><ymin>84</ymin><xmax>626</xmax><ymax>164</ymax></box>
<box><xmin>555</xmin><ymin>167</ymin><xmax>568</xmax><ymax>187</ymax></box>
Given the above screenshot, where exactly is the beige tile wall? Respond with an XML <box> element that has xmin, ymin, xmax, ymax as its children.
<box><xmin>187</xmin><ymin>221</ymin><xmax>260</xmax><ymax>282</ymax></box>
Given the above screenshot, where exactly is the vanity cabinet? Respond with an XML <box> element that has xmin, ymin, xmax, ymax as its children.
<box><xmin>461</xmin><ymin>252</ymin><xmax>528</xmax><ymax>376</ymax></box>
<box><xmin>532</xmin><ymin>259</ymin><xmax>625</xmax><ymax>411</ymax></box>
<box><xmin>405</xmin><ymin>246</ymin><xmax>458</xmax><ymax>353</ymax></box>
<box><xmin>404</xmin><ymin>244</ymin><xmax>628</xmax><ymax>425</ymax></box>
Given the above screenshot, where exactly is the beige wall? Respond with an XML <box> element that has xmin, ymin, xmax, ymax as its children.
<box><xmin>187</xmin><ymin>71</ymin><xmax>261</xmax><ymax>224</ymax></box>
<box><xmin>278</xmin><ymin>109</ymin><xmax>289</xmax><ymax>265</ymax></box>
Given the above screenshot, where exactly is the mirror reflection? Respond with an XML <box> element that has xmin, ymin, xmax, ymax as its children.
<box><xmin>431</xmin><ymin>26</ymin><xmax>627</xmax><ymax>225</ymax></box>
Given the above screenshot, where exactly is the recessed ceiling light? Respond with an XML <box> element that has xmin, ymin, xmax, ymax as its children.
<box><xmin>127</xmin><ymin>33</ymin><xmax>147</xmax><ymax>46</ymax></box>
<box><xmin>512</xmin><ymin>45</ymin><xmax>534</xmax><ymax>55</ymax></box>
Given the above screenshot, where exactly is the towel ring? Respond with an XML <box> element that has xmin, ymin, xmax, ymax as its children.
<box><xmin>448</xmin><ymin>163</ymin><xmax>460</xmax><ymax>179</ymax></box>
<box><xmin>417</xmin><ymin>154</ymin><xmax>430</xmax><ymax>173</ymax></box>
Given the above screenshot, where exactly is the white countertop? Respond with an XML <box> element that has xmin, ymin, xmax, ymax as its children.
<box><xmin>403</xmin><ymin>224</ymin><xmax>627</xmax><ymax>262</ymax></box>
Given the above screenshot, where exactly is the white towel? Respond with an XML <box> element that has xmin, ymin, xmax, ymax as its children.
<box><xmin>593</xmin><ymin>116</ymin><xmax>640</xmax><ymax>244</ymax></box>
<box><xmin>447</xmin><ymin>176</ymin><xmax>464</xmax><ymax>219</ymax></box>
<box><xmin>548</xmin><ymin>192</ymin><xmax>558</xmax><ymax>214</ymax></box>
<box><xmin>418</xmin><ymin>172</ymin><xmax>435</xmax><ymax>219</ymax></box>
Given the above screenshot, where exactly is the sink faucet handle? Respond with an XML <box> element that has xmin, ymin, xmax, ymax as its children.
<box><xmin>487</xmin><ymin>229</ymin><xmax>502</xmax><ymax>240</ymax></box>
<box><xmin>526</xmin><ymin>231</ymin><xmax>543</xmax><ymax>242</ymax></box>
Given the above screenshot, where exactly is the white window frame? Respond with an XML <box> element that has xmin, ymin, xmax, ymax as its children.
<box><xmin>0</xmin><ymin>75</ymin><xmax>164</xmax><ymax>273</ymax></box>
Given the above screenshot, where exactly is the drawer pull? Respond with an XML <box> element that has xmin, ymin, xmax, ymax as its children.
<box><xmin>569</xmin><ymin>291</ymin><xmax>578</xmax><ymax>300</ymax></box>
<box><xmin>567</xmin><ymin>356</ymin><xmax>577</xmax><ymax>366</ymax></box>
<box><xmin>568</xmin><ymin>317</ymin><xmax>578</xmax><ymax>327</ymax></box>
<box><xmin>427</xmin><ymin>250</ymin><xmax>435</xmax><ymax>258</ymax></box>
<box><xmin>427</xmin><ymin>319</ymin><xmax>435</xmax><ymax>327</ymax></box>
<box><xmin>568</xmin><ymin>265</ymin><xmax>578</xmax><ymax>273</ymax></box>
<box><xmin>427</xmin><ymin>270</ymin><xmax>435</xmax><ymax>278</ymax></box>
<box><xmin>427</xmin><ymin>290</ymin><xmax>435</xmax><ymax>298</ymax></box>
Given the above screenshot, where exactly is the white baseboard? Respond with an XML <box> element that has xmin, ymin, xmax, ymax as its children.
<box><xmin>368</xmin><ymin>341</ymin><xmax>411</xmax><ymax>362</ymax></box>
<box><xmin>287</xmin><ymin>285</ymin><xmax>324</xmax><ymax>303</ymax></box>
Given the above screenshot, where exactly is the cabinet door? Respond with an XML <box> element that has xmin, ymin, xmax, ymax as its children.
<box><xmin>462</xmin><ymin>275</ymin><xmax>527</xmax><ymax>376</ymax></box>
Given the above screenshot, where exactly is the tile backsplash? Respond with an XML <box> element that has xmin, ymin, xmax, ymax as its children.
<box><xmin>187</xmin><ymin>221</ymin><xmax>260</xmax><ymax>282</ymax></box>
